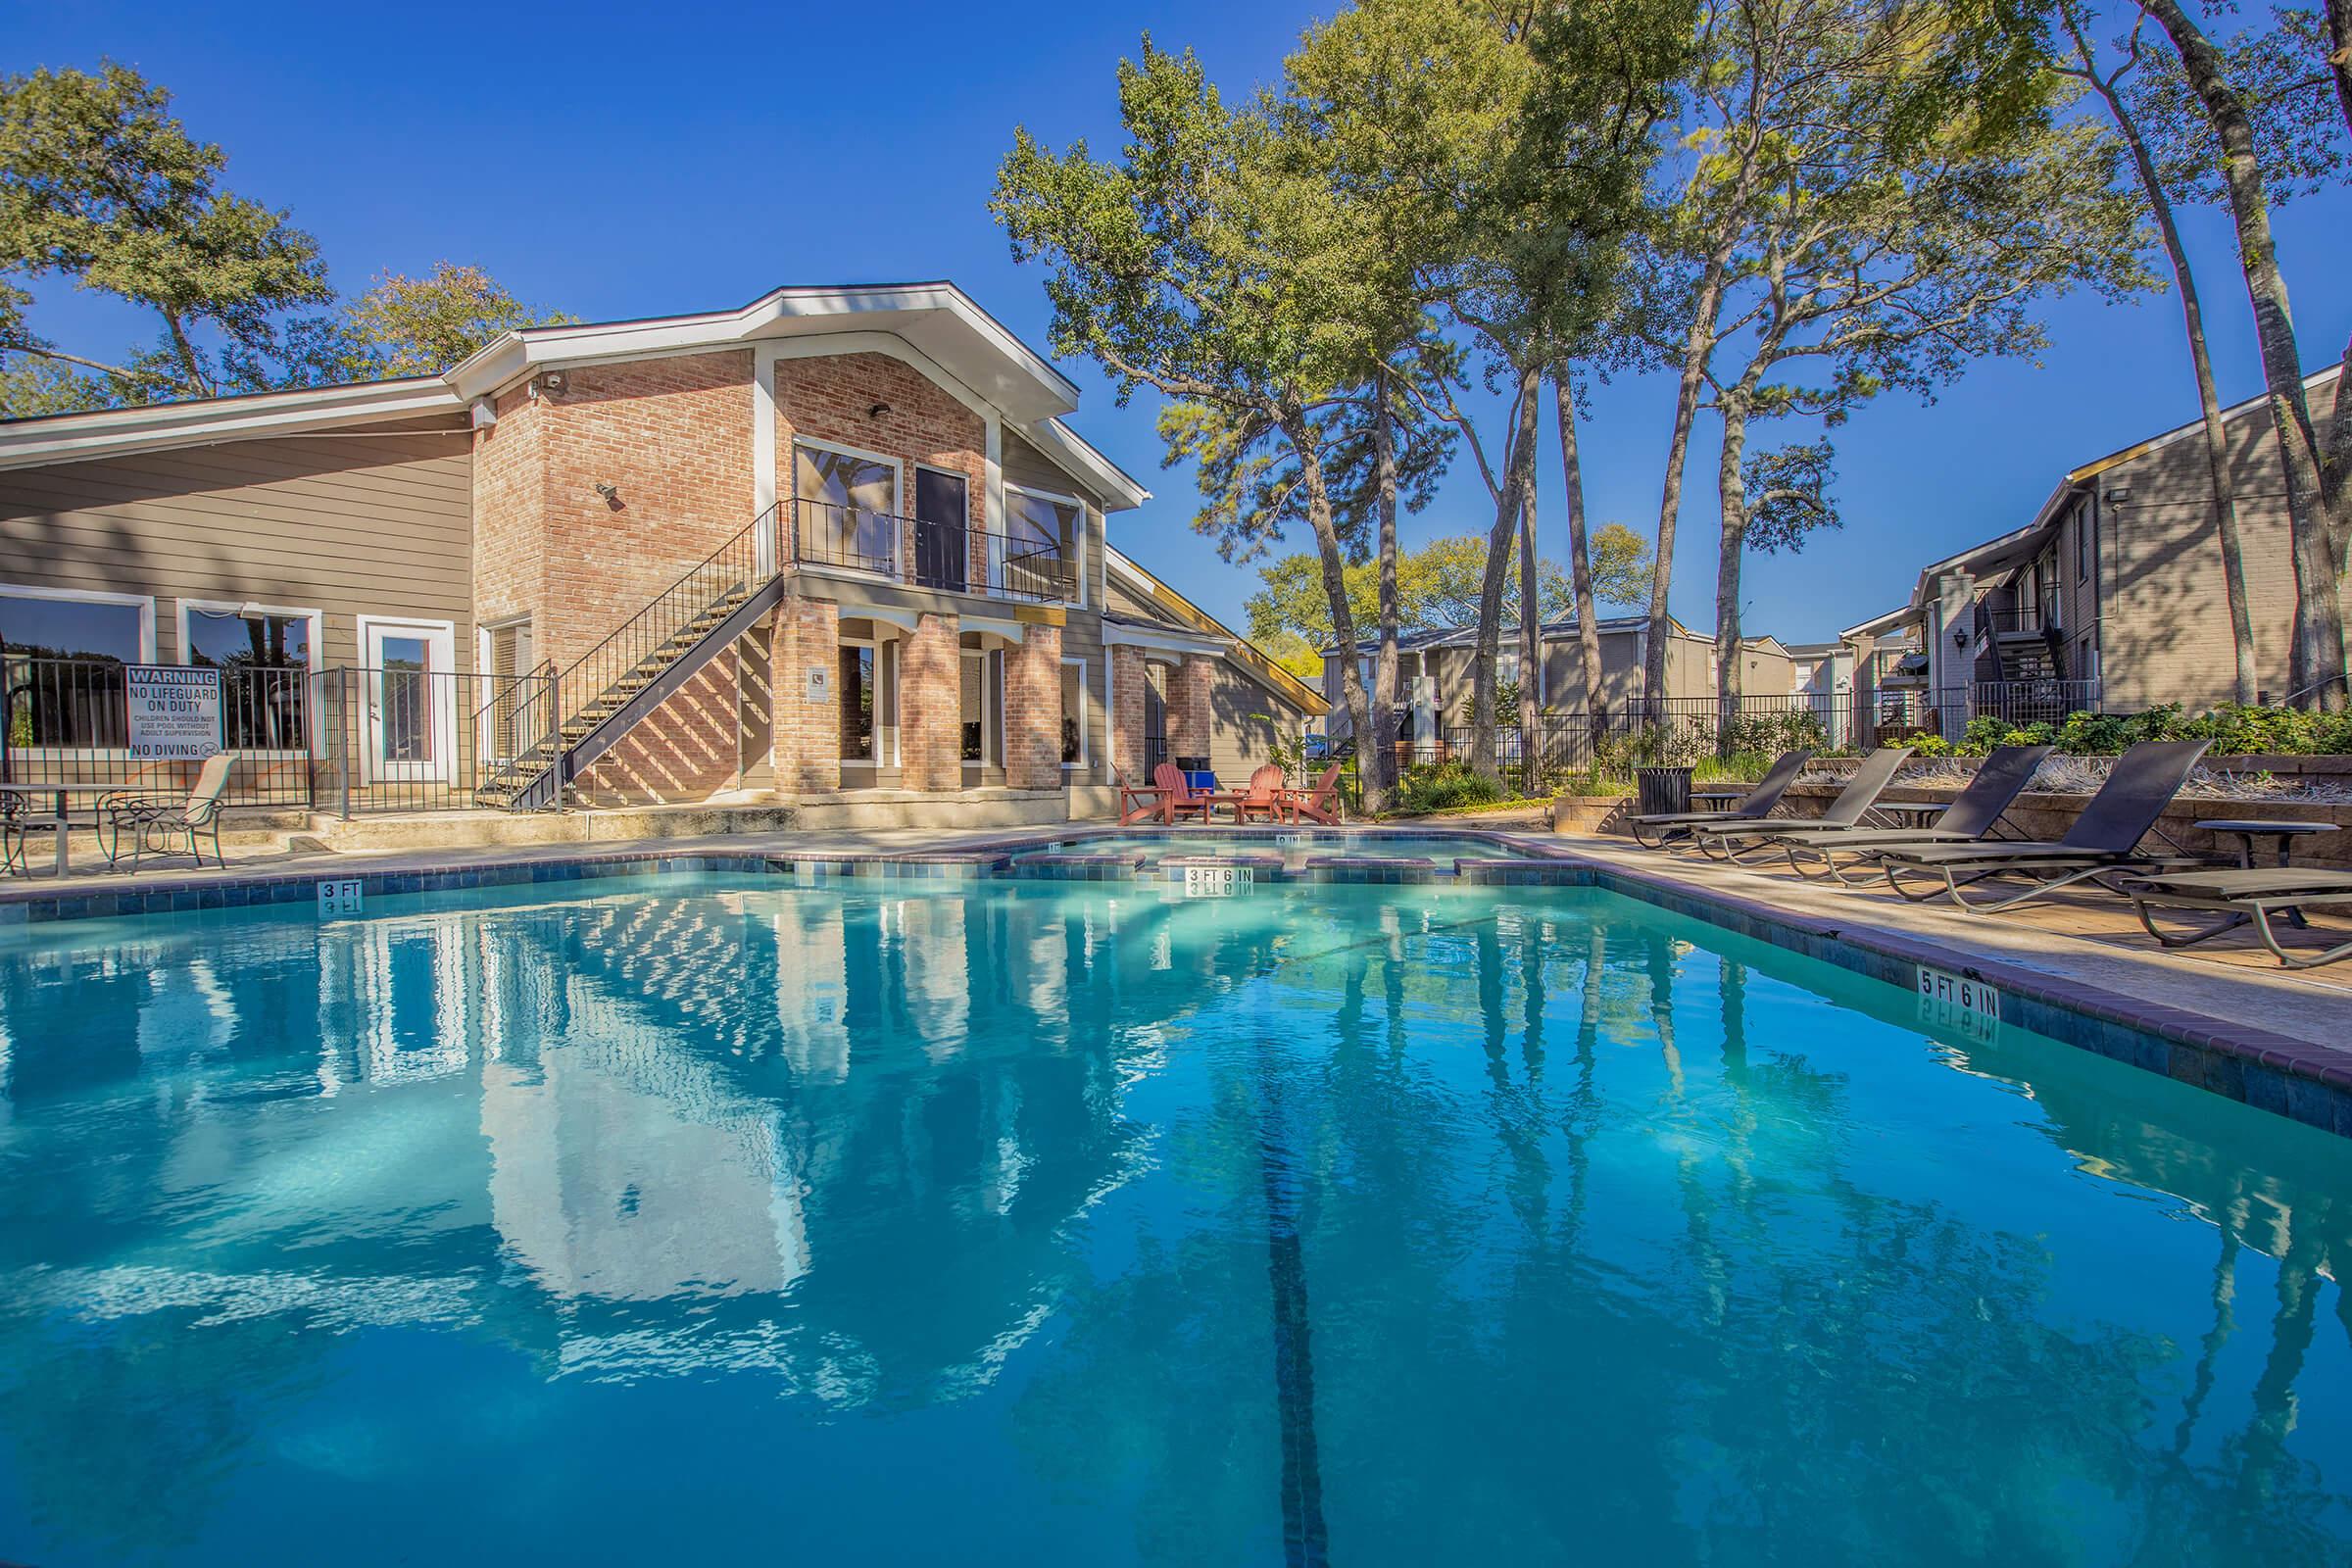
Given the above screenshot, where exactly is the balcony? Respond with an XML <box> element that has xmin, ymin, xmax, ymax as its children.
<box><xmin>788</xmin><ymin>498</ymin><xmax>1071</xmax><ymax>603</ymax></box>
<box><xmin>1978</xmin><ymin>589</ymin><xmax>2061</xmax><ymax>638</ymax></box>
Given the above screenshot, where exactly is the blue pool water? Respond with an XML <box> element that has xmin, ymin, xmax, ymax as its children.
<box><xmin>1051</xmin><ymin>831</ymin><xmax>1524</xmax><ymax>862</ymax></box>
<box><xmin>1</xmin><ymin>874</ymin><xmax>2347</xmax><ymax>1565</ymax></box>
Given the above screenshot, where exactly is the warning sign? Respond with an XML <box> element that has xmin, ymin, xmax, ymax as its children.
<box><xmin>125</xmin><ymin>665</ymin><xmax>222</xmax><ymax>760</ymax></box>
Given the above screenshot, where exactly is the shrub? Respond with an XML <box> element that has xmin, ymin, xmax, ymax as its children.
<box><xmin>1394</xmin><ymin>760</ymin><xmax>1507</xmax><ymax>814</ymax></box>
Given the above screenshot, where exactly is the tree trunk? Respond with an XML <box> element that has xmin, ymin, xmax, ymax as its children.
<box><xmin>2324</xmin><ymin>0</ymin><xmax>2352</xmax><ymax>143</ymax></box>
<box><xmin>1714</xmin><ymin>395</ymin><xmax>1750</xmax><ymax>753</ymax></box>
<box><xmin>1469</xmin><ymin>365</ymin><xmax>1542</xmax><ymax>778</ymax></box>
<box><xmin>1369</xmin><ymin>367</ymin><xmax>1402</xmax><ymax>808</ymax></box>
<box><xmin>2143</xmin><ymin>0</ymin><xmax>2348</xmax><ymax>710</ymax></box>
<box><xmin>1517</xmin><ymin>451</ymin><xmax>1542</xmax><ymax>793</ymax></box>
<box><xmin>1553</xmin><ymin>368</ymin><xmax>1605</xmax><ymax>717</ymax></box>
<box><xmin>2082</xmin><ymin>52</ymin><xmax>2261</xmax><ymax>704</ymax></box>
<box><xmin>1280</xmin><ymin>413</ymin><xmax>1378</xmax><ymax>763</ymax></box>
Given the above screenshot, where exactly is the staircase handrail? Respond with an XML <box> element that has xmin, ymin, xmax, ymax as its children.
<box><xmin>554</xmin><ymin>503</ymin><xmax>779</xmax><ymax>717</ymax></box>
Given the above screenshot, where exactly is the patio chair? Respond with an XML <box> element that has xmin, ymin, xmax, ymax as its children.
<box><xmin>2121</xmin><ymin>866</ymin><xmax>2352</xmax><ymax>969</ymax></box>
<box><xmin>1150</xmin><ymin>761</ymin><xmax>1215</xmax><ymax>825</ymax></box>
<box><xmin>1765</xmin><ymin>744</ymin><xmax>2054</xmax><ymax>883</ymax></box>
<box><xmin>1234</xmin><ymin>763</ymin><xmax>1291</xmax><ymax>824</ymax></box>
<box><xmin>1114</xmin><ymin>767</ymin><xmax>1162</xmax><ymax>826</ymax></box>
<box><xmin>1627</xmin><ymin>750</ymin><xmax>1812</xmax><ymax>849</ymax></box>
<box><xmin>1282</xmin><ymin>763</ymin><xmax>1346</xmax><ymax>825</ymax></box>
<box><xmin>97</xmin><ymin>754</ymin><xmax>235</xmax><ymax>870</ymax></box>
<box><xmin>1681</xmin><ymin>746</ymin><xmax>1913</xmax><ymax>859</ymax></box>
<box><xmin>1874</xmin><ymin>739</ymin><xmax>2212</xmax><ymax>914</ymax></box>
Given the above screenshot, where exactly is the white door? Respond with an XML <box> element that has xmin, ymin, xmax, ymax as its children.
<box><xmin>360</xmin><ymin>618</ymin><xmax>457</xmax><ymax>783</ymax></box>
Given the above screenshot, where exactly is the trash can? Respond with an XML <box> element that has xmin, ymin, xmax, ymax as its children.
<box><xmin>1635</xmin><ymin>765</ymin><xmax>1692</xmax><ymax>817</ymax></box>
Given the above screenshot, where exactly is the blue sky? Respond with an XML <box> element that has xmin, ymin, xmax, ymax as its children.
<box><xmin>16</xmin><ymin>0</ymin><xmax>2351</xmax><ymax>646</ymax></box>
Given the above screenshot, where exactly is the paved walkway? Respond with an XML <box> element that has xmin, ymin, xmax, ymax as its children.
<box><xmin>5</xmin><ymin>816</ymin><xmax>2345</xmax><ymax>1061</ymax></box>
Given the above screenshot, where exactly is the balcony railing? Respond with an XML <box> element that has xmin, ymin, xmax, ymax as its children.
<box><xmin>1979</xmin><ymin>590</ymin><xmax>2062</xmax><ymax>637</ymax></box>
<box><xmin>788</xmin><ymin>498</ymin><xmax>1071</xmax><ymax>603</ymax></box>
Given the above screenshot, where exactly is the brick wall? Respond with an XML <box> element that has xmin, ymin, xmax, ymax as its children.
<box><xmin>769</xmin><ymin>596</ymin><xmax>841</xmax><ymax>792</ymax></box>
<box><xmin>1169</xmin><ymin>655</ymin><xmax>1215</xmax><ymax>760</ymax></box>
<box><xmin>900</xmin><ymin>612</ymin><xmax>961</xmax><ymax>791</ymax></box>
<box><xmin>1110</xmin><ymin>645</ymin><xmax>1149</xmax><ymax>781</ymax></box>
<box><xmin>1004</xmin><ymin>624</ymin><xmax>1063</xmax><ymax>790</ymax></box>
<box><xmin>472</xmin><ymin>382</ymin><xmax>546</xmax><ymax>633</ymax></box>
<box><xmin>774</xmin><ymin>352</ymin><xmax>989</xmax><ymax>574</ymax></box>
<box><xmin>572</xmin><ymin>648</ymin><xmax>743</xmax><ymax>807</ymax></box>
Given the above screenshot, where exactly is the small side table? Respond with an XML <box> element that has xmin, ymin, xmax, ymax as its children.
<box><xmin>1690</xmin><ymin>790</ymin><xmax>1745</xmax><ymax>814</ymax></box>
<box><xmin>2196</xmin><ymin>819</ymin><xmax>2339</xmax><ymax>929</ymax></box>
<box><xmin>2194</xmin><ymin>818</ymin><xmax>2339</xmax><ymax>869</ymax></box>
<box><xmin>1875</xmin><ymin>801</ymin><xmax>1953</xmax><ymax>831</ymax></box>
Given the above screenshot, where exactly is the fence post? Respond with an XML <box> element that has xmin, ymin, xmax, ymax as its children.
<box><xmin>337</xmin><ymin>668</ymin><xmax>353</xmax><ymax>821</ymax></box>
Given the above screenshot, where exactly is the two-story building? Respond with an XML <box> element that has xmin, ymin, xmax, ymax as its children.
<box><xmin>1848</xmin><ymin>363</ymin><xmax>2346</xmax><ymax>732</ymax></box>
<box><xmin>0</xmin><ymin>282</ymin><xmax>1323</xmax><ymax>825</ymax></box>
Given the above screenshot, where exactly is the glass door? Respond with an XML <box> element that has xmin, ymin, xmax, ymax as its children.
<box><xmin>914</xmin><ymin>468</ymin><xmax>968</xmax><ymax>593</ymax></box>
<box><xmin>361</xmin><ymin>618</ymin><xmax>456</xmax><ymax>782</ymax></box>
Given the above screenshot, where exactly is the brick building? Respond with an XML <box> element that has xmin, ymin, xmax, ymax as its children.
<box><xmin>0</xmin><ymin>282</ymin><xmax>1323</xmax><ymax>823</ymax></box>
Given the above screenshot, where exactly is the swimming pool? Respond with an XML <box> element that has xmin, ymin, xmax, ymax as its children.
<box><xmin>1</xmin><ymin>873</ymin><xmax>2345</xmax><ymax>1564</ymax></box>
<box><xmin>1045</xmin><ymin>829</ymin><xmax>1527</xmax><ymax>864</ymax></box>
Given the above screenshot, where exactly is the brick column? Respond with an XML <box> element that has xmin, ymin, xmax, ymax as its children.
<box><xmin>1170</xmin><ymin>655</ymin><xmax>1216</xmax><ymax>762</ymax></box>
<box><xmin>1003</xmin><ymin>624</ymin><xmax>1063</xmax><ymax>791</ymax></box>
<box><xmin>899</xmin><ymin>612</ymin><xmax>961</xmax><ymax>791</ymax></box>
<box><xmin>1110</xmin><ymin>645</ymin><xmax>1149</xmax><ymax>781</ymax></box>
<box><xmin>768</xmin><ymin>596</ymin><xmax>840</xmax><ymax>793</ymax></box>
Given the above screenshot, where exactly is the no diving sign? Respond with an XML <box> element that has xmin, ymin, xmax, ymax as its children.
<box><xmin>125</xmin><ymin>665</ymin><xmax>222</xmax><ymax>760</ymax></box>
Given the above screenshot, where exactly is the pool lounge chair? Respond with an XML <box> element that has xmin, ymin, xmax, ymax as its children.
<box><xmin>1764</xmin><ymin>744</ymin><xmax>2055</xmax><ymax>883</ymax></box>
<box><xmin>1283</xmin><ymin>763</ymin><xmax>1346</xmax><ymax>825</ymax></box>
<box><xmin>98</xmin><ymin>754</ymin><xmax>235</xmax><ymax>870</ymax></box>
<box><xmin>1682</xmin><ymin>746</ymin><xmax>1913</xmax><ymax>859</ymax></box>
<box><xmin>1627</xmin><ymin>750</ymin><xmax>1812</xmax><ymax>849</ymax></box>
<box><xmin>2122</xmin><ymin>866</ymin><xmax>2352</xmax><ymax>968</ymax></box>
<box><xmin>1875</xmin><ymin>739</ymin><xmax>2212</xmax><ymax>914</ymax></box>
<box><xmin>1150</xmin><ymin>761</ymin><xmax>1216</xmax><ymax>825</ymax></box>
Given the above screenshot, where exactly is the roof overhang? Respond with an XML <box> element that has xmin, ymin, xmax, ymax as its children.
<box><xmin>0</xmin><ymin>377</ymin><xmax>461</xmax><ymax>472</ymax></box>
<box><xmin>1103</xmin><ymin>619</ymin><xmax>1226</xmax><ymax>657</ymax></box>
<box><xmin>1839</xmin><ymin>605</ymin><xmax>1919</xmax><ymax>641</ymax></box>
<box><xmin>447</xmin><ymin>281</ymin><xmax>1082</xmax><ymax>425</ymax></box>
<box><xmin>1025</xmin><ymin>416</ymin><xmax>1149</xmax><ymax>512</ymax></box>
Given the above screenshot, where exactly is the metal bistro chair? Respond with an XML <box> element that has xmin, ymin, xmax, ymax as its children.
<box><xmin>98</xmin><ymin>754</ymin><xmax>236</xmax><ymax>870</ymax></box>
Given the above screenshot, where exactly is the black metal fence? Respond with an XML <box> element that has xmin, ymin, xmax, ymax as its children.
<box><xmin>314</xmin><ymin>665</ymin><xmax>559</xmax><ymax>816</ymax></box>
<box><xmin>1</xmin><ymin>654</ymin><xmax>318</xmax><ymax>808</ymax></box>
<box><xmin>789</xmin><ymin>498</ymin><xmax>1071</xmax><ymax>603</ymax></box>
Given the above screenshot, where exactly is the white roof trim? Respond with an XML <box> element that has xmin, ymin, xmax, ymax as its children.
<box><xmin>1104</xmin><ymin>620</ymin><xmax>1227</xmax><ymax>657</ymax></box>
<box><xmin>0</xmin><ymin>378</ymin><xmax>460</xmax><ymax>472</ymax></box>
<box><xmin>961</xmin><ymin>615</ymin><xmax>1029</xmax><ymax>644</ymax></box>
<box><xmin>446</xmin><ymin>281</ymin><xmax>1083</xmax><ymax>425</ymax></box>
<box><xmin>1840</xmin><ymin>605</ymin><xmax>1919</xmax><ymax>640</ymax></box>
<box><xmin>1021</xmin><ymin>416</ymin><xmax>1150</xmax><ymax>512</ymax></box>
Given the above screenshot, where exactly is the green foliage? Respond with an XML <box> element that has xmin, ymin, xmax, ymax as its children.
<box><xmin>1924</xmin><ymin>704</ymin><xmax>2352</xmax><ymax>757</ymax></box>
<box><xmin>342</xmin><ymin>263</ymin><xmax>575</xmax><ymax>378</ymax></box>
<box><xmin>1393</xmin><ymin>760</ymin><xmax>1507</xmax><ymax>813</ymax></box>
<box><xmin>0</xmin><ymin>62</ymin><xmax>331</xmax><ymax>401</ymax></box>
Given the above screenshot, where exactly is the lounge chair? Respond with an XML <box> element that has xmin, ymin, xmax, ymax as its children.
<box><xmin>1627</xmin><ymin>750</ymin><xmax>1812</xmax><ymax>849</ymax></box>
<box><xmin>98</xmin><ymin>753</ymin><xmax>235</xmax><ymax>869</ymax></box>
<box><xmin>1150</xmin><ymin>761</ymin><xmax>1215</xmax><ymax>825</ymax></box>
<box><xmin>1233</xmin><ymin>763</ymin><xmax>1291</xmax><ymax>824</ymax></box>
<box><xmin>1682</xmin><ymin>746</ymin><xmax>1913</xmax><ymax>859</ymax></box>
<box><xmin>2122</xmin><ymin>866</ymin><xmax>2352</xmax><ymax>969</ymax></box>
<box><xmin>1282</xmin><ymin>763</ymin><xmax>1346</xmax><ymax>825</ymax></box>
<box><xmin>1875</xmin><ymin>739</ymin><xmax>2212</xmax><ymax>913</ymax></box>
<box><xmin>1114</xmin><ymin>767</ymin><xmax>1162</xmax><ymax>826</ymax></box>
<box><xmin>1764</xmin><ymin>744</ymin><xmax>2055</xmax><ymax>883</ymax></box>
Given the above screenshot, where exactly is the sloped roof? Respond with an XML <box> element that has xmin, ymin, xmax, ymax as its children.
<box><xmin>1104</xmin><ymin>548</ymin><xmax>1328</xmax><ymax>716</ymax></box>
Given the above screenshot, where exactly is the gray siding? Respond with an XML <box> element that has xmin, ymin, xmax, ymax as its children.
<box><xmin>1206</xmin><ymin>662</ymin><xmax>1304</xmax><ymax>778</ymax></box>
<box><xmin>0</xmin><ymin>425</ymin><xmax>475</xmax><ymax>670</ymax></box>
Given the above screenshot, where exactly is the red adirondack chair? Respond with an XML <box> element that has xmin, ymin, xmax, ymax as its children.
<box><xmin>1233</xmin><ymin>763</ymin><xmax>1291</xmax><ymax>824</ymax></box>
<box><xmin>1281</xmin><ymin>763</ymin><xmax>1346</xmax><ymax>825</ymax></box>
<box><xmin>1152</xmin><ymin>761</ymin><xmax>1215</xmax><ymax>824</ymax></box>
<box><xmin>1114</xmin><ymin>767</ymin><xmax>1162</xmax><ymax>825</ymax></box>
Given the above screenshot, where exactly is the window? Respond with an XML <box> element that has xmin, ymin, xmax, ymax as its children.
<box><xmin>185</xmin><ymin>605</ymin><xmax>317</xmax><ymax>752</ymax></box>
<box><xmin>1060</xmin><ymin>659</ymin><xmax>1089</xmax><ymax>767</ymax></box>
<box><xmin>2077</xmin><ymin>501</ymin><xmax>2093</xmax><ymax>582</ymax></box>
<box><xmin>840</xmin><ymin>645</ymin><xmax>876</xmax><ymax>761</ymax></box>
<box><xmin>960</xmin><ymin>650</ymin><xmax>1002</xmax><ymax>765</ymax></box>
<box><xmin>1004</xmin><ymin>486</ymin><xmax>1082</xmax><ymax>601</ymax></box>
<box><xmin>1143</xmin><ymin>661</ymin><xmax>1170</xmax><ymax>771</ymax></box>
<box><xmin>795</xmin><ymin>443</ymin><xmax>899</xmax><ymax>570</ymax></box>
<box><xmin>1</xmin><ymin>588</ymin><xmax>151</xmax><ymax>750</ymax></box>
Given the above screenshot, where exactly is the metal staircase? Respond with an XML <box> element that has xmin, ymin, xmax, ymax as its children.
<box><xmin>475</xmin><ymin>506</ymin><xmax>786</xmax><ymax>809</ymax></box>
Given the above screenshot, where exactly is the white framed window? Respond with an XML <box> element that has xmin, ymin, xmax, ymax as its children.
<box><xmin>476</xmin><ymin>615</ymin><xmax>540</xmax><ymax>767</ymax></box>
<box><xmin>794</xmin><ymin>437</ymin><xmax>903</xmax><ymax>574</ymax></box>
<box><xmin>960</xmin><ymin>648</ymin><xmax>1004</xmax><ymax>767</ymax></box>
<box><xmin>1060</xmin><ymin>657</ymin><xmax>1090</xmax><ymax>770</ymax></box>
<box><xmin>176</xmin><ymin>598</ymin><xmax>323</xmax><ymax>756</ymax></box>
<box><xmin>838</xmin><ymin>635</ymin><xmax>900</xmax><ymax>767</ymax></box>
<box><xmin>0</xmin><ymin>584</ymin><xmax>157</xmax><ymax>755</ymax></box>
<box><xmin>1005</xmin><ymin>482</ymin><xmax>1085</xmax><ymax>606</ymax></box>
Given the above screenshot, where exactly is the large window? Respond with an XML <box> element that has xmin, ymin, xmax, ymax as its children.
<box><xmin>961</xmin><ymin>650</ymin><xmax>1002</xmax><ymax>766</ymax></box>
<box><xmin>186</xmin><ymin>606</ymin><xmax>316</xmax><ymax>752</ymax></box>
<box><xmin>796</xmin><ymin>444</ymin><xmax>899</xmax><ymax>571</ymax></box>
<box><xmin>1004</xmin><ymin>486</ymin><xmax>1081</xmax><ymax>602</ymax></box>
<box><xmin>1</xmin><ymin>589</ymin><xmax>150</xmax><ymax>750</ymax></box>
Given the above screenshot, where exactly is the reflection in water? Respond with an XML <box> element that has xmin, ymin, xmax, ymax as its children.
<box><xmin>0</xmin><ymin>880</ymin><xmax>2344</xmax><ymax>1564</ymax></box>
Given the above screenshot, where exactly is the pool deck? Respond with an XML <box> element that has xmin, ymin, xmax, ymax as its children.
<box><xmin>4</xmin><ymin>817</ymin><xmax>2347</xmax><ymax>1122</ymax></box>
